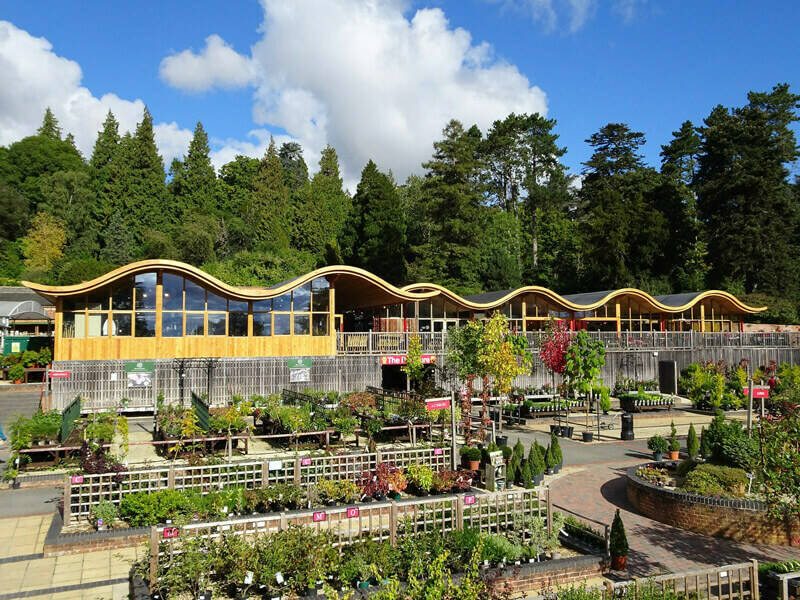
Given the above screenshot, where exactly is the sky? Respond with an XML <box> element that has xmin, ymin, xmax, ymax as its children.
<box><xmin>1</xmin><ymin>0</ymin><xmax>798</xmax><ymax>190</ymax></box>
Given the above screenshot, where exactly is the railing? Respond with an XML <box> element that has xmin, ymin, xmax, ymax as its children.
<box><xmin>63</xmin><ymin>446</ymin><xmax>452</xmax><ymax>524</ymax></box>
<box><xmin>601</xmin><ymin>561</ymin><xmax>760</xmax><ymax>600</ymax></box>
<box><xmin>148</xmin><ymin>487</ymin><xmax>550</xmax><ymax>589</ymax></box>
<box><xmin>337</xmin><ymin>331</ymin><xmax>800</xmax><ymax>354</ymax></box>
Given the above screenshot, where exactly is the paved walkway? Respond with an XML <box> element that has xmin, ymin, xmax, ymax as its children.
<box><xmin>550</xmin><ymin>461</ymin><xmax>800</xmax><ymax>576</ymax></box>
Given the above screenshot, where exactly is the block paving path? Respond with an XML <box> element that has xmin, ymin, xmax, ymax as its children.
<box><xmin>550</xmin><ymin>460</ymin><xmax>800</xmax><ymax>576</ymax></box>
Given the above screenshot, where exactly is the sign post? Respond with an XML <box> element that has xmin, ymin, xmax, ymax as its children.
<box><xmin>450</xmin><ymin>391</ymin><xmax>457</xmax><ymax>471</ymax></box>
<box><xmin>747</xmin><ymin>377</ymin><xmax>753</xmax><ymax>437</ymax></box>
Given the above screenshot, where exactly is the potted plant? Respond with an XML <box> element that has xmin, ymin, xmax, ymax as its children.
<box><xmin>529</xmin><ymin>444</ymin><xmax>545</xmax><ymax>485</ymax></box>
<box><xmin>550</xmin><ymin>434</ymin><xmax>563</xmax><ymax>473</ymax></box>
<box><xmin>609</xmin><ymin>509</ymin><xmax>628</xmax><ymax>570</ymax></box>
<box><xmin>668</xmin><ymin>421</ymin><xmax>680</xmax><ymax>460</ymax></box>
<box><xmin>406</xmin><ymin>463</ymin><xmax>433</xmax><ymax>496</ymax></box>
<box><xmin>8</xmin><ymin>364</ymin><xmax>24</xmax><ymax>384</ymax></box>
<box><xmin>90</xmin><ymin>500</ymin><xmax>117</xmax><ymax>531</ymax></box>
<box><xmin>465</xmin><ymin>447</ymin><xmax>481</xmax><ymax>471</ymax></box>
<box><xmin>459</xmin><ymin>445</ymin><xmax>472</xmax><ymax>468</ymax></box>
<box><xmin>647</xmin><ymin>435</ymin><xmax>668</xmax><ymax>462</ymax></box>
<box><xmin>599</xmin><ymin>387</ymin><xmax>612</xmax><ymax>414</ymax></box>
<box><xmin>582</xmin><ymin>429</ymin><xmax>594</xmax><ymax>443</ymax></box>
<box><xmin>687</xmin><ymin>423</ymin><xmax>699</xmax><ymax>459</ymax></box>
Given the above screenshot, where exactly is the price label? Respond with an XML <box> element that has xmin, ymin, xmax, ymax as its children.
<box><xmin>71</xmin><ymin>475</ymin><xmax>84</xmax><ymax>484</ymax></box>
<box><xmin>313</xmin><ymin>511</ymin><xmax>327</xmax><ymax>522</ymax></box>
<box><xmin>433</xmin><ymin>448</ymin><xmax>443</xmax><ymax>455</ymax></box>
<box><xmin>346</xmin><ymin>507</ymin><xmax>359</xmax><ymax>518</ymax></box>
<box><xmin>301</xmin><ymin>458</ymin><xmax>312</xmax><ymax>466</ymax></box>
<box><xmin>464</xmin><ymin>495</ymin><xmax>476</xmax><ymax>505</ymax></box>
<box><xmin>162</xmin><ymin>527</ymin><xmax>179</xmax><ymax>539</ymax></box>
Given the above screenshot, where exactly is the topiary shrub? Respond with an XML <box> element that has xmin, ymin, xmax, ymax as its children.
<box><xmin>513</xmin><ymin>439</ymin><xmax>525</xmax><ymax>461</ymax></box>
<box><xmin>687</xmin><ymin>423</ymin><xmax>699</xmax><ymax>458</ymax></box>
<box><xmin>609</xmin><ymin>509</ymin><xmax>628</xmax><ymax>558</ymax></box>
<box><xmin>521</xmin><ymin>459</ymin><xmax>533</xmax><ymax>488</ymax></box>
<box><xmin>550</xmin><ymin>433</ymin><xmax>563</xmax><ymax>465</ymax></box>
<box><xmin>528</xmin><ymin>443</ymin><xmax>545</xmax><ymax>477</ymax></box>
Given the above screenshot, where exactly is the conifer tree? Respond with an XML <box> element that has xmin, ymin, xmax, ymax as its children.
<box><xmin>101</xmin><ymin>210</ymin><xmax>136</xmax><ymax>265</ymax></box>
<box><xmin>89</xmin><ymin>110</ymin><xmax>121</xmax><ymax>231</ymax></box>
<box><xmin>278</xmin><ymin>142</ymin><xmax>309</xmax><ymax>193</ymax></box>
<box><xmin>249</xmin><ymin>138</ymin><xmax>290</xmax><ymax>249</ymax></box>
<box><xmin>170</xmin><ymin>122</ymin><xmax>217</xmax><ymax>216</ymax></box>
<box><xmin>37</xmin><ymin>108</ymin><xmax>61</xmax><ymax>140</ymax></box>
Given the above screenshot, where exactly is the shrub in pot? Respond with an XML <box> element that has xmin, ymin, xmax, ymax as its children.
<box><xmin>459</xmin><ymin>445</ymin><xmax>472</xmax><ymax>468</ymax></box>
<box><xmin>501</xmin><ymin>445</ymin><xmax>513</xmax><ymax>463</ymax></box>
<box><xmin>549</xmin><ymin>434</ymin><xmax>563</xmax><ymax>472</ymax></box>
<box><xmin>687</xmin><ymin>423</ymin><xmax>699</xmax><ymax>459</ymax></box>
<box><xmin>668</xmin><ymin>421</ymin><xmax>680</xmax><ymax>460</ymax></box>
<box><xmin>609</xmin><ymin>509</ymin><xmax>628</xmax><ymax>570</ymax></box>
<box><xmin>528</xmin><ymin>443</ymin><xmax>545</xmax><ymax>484</ymax></box>
<box><xmin>8</xmin><ymin>364</ymin><xmax>24</xmax><ymax>383</ymax></box>
<box><xmin>647</xmin><ymin>435</ymin><xmax>668</xmax><ymax>461</ymax></box>
<box><xmin>90</xmin><ymin>499</ymin><xmax>117</xmax><ymax>530</ymax></box>
<box><xmin>406</xmin><ymin>463</ymin><xmax>433</xmax><ymax>495</ymax></box>
<box><xmin>466</xmin><ymin>447</ymin><xmax>481</xmax><ymax>470</ymax></box>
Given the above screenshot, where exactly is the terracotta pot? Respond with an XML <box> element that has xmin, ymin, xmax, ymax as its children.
<box><xmin>468</xmin><ymin>460</ymin><xmax>480</xmax><ymax>471</ymax></box>
<box><xmin>669</xmin><ymin>451</ymin><xmax>680</xmax><ymax>460</ymax></box>
<box><xmin>13</xmin><ymin>379</ymin><xmax>22</xmax><ymax>384</ymax></box>
<box><xmin>611</xmin><ymin>555</ymin><xmax>627</xmax><ymax>570</ymax></box>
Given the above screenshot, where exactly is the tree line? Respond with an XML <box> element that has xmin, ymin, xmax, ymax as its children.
<box><xmin>1</xmin><ymin>83</ymin><xmax>798</xmax><ymax>322</ymax></box>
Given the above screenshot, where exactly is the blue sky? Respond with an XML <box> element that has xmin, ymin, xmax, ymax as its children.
<box><xmin>1</xmin><ymin>1</ymin><xmax>798</xmax><ymax>186</ymax></box>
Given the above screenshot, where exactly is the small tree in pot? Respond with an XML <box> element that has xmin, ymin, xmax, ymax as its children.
<box><xmin>687</xmin><ymin>423</ymin><xmax>699</xmax><ymax>459</ymax></box>
<box><xmin>609</xmin><ymin>509</ymin><xmax>628</xmax><ymax>570</ymax></box>
<box><xmin>647</xmin><ymin>435</ymin><xmax>668</xmax><ymax>461</ymax></box>
<box><xmin>668</xmin><ymin>421</ymin><xmax>680</xmax><ymax>460</ymax></box>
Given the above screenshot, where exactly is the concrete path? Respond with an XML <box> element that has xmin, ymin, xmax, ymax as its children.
<box><xmin>549</xmin><ymin>461</ymin><xmax>800</xmax><ymax>576</ymax></box>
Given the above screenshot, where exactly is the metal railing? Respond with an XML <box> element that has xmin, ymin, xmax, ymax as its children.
<box><xmin>337</xmin><ymin>330</ymin><xmax>800</xmax><ymax>354</ymax></box>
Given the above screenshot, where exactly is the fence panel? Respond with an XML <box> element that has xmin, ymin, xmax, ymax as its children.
<box><xmin>59</xmin><ymin>396</ymin><xmax>81</xmax><ymax>443</ymax></box>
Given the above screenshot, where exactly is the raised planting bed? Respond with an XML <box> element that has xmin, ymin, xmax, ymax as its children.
<box><xmin>618</xmin><ymin>392</ymin><xmax>672</xmax><ymax>413</ymax></box>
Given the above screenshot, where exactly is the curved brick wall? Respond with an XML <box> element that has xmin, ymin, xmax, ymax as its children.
<box><xmin>626</xmin><ymin>465</ymin><xmax>800</xmax><ymax>546</ymax></box>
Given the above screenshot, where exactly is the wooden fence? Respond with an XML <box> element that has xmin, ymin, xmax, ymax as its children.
<box><xmin>148</xmin><ymin>487</ymin><xmax>551</xmax><ymax>590</ymax></box>
<box><xmin>64</xmin><ymin>446</ymin><xmax>452</xmax><ymax>524</ymax></box>
<box><xmin>602</xmin><ymin>561</ymin><xmax>760</xmax><ymax>600</ymax></box>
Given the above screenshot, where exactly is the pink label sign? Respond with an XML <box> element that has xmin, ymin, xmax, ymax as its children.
<box><xmin>301</xmin><ymin>458</ymin><xmax>312</xmax><ymax>466</ymax></box>
<box><xmin>464</xmin><ymin>495</ymin><xmax>476</xmax><ymax>505</ymax></box>
<box><xmin>71</xmin><ymin>475</ymin><xmax>84</xmax><ymax>484</ymax></box>
<box><xmin>346</xmin><ymin>507</ymin><xmax>359</xmax><ymax>518</ymax></box>
<box><xmin>162</xmin><ymin>527</ymin><xmax>179</xmax><ymax>539</ymax></box>
<box><xmin>743</xmin><ymin>387</ymin><xmax>770</xmax><ymax>399</ymax></box>
<box><xmin>426</xmin><ymin>399</ymin><xmax>450</xmax><ymax>411</ymax></box>
<box><xmin>49</xmin><ymin>371</ymin><xmax>71</xmax><ymax>378</ymax></box>
<box><xmin>433</xmin><ymin>448</ymin><xmax>443</xmax><ymax>455</ymax></box>
<box><xmin>313</xmin><ymin>511</ymin><xmax>327</xmax><ymax>522</ymax></box>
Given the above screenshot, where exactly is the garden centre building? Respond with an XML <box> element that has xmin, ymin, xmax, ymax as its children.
<box><xmin>23</xmin><ymin>259</ymin><xmax>780</xmax><ymax>411</ymax></box>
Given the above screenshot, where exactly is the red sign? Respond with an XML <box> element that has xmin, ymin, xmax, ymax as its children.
<box><xmin>301</xmin><ymin>458</ymin><xmax>312</xmax><ymax>466</ymax></box>
<box><xmin>380</xmin><ymin>354</ymin><xmax>436</xmax><ymax>366</ymax></box>
<box><xmin>313</xmin><ymin>511</ymin><xmax>327</xmax><ymax>522</ymax></box>
<box><xmin>464</xmin><ymin>495</ymin><xmax>476</xmax><ymax>505</ymax></box>
<box><xmin>346</xmin><ymin>507</ymin><xmax>359</xmax><ymax>518</ymax></box>
<box><xmin>426</xmin><ymin>399</ymin><xmax>450</xmax><ymax>411</ymax></box>
<box><xmin>433</xmin><ymin>447</ymin><xmax>443</xmax><ymax>455</ymax></box>
<box><xmin>49</xmin><ymin>371</ymin><xmax>71</xmax><ymax>378</ymax></box>
<box><xmin>743</xmin><ymin>387</ymin><xmax>770</xmax><ymax>399</ymax></box>
<box><xmin>162</xmin><ymin>527</ymin><xmax>179</xmax><ymax>539</ymax></box>
<box><xmin>70</xmin><ymin>475</ymin><xmax>84</xmax><ymax>484</ymax></box>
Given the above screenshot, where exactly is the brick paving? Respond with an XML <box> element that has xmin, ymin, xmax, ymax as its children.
<box><xmin>550</xmin><ymin>461</ymin><xmax>800</xmax><ymax>576</ymax></box>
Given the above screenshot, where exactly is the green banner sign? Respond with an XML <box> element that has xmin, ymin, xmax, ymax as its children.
<box><xmin>287</xmin><ymin>358</ymin><xmax>312</xmax><ymax>369</ymax></box>
<box><xmin>125</xmin><ymin>361</ymin><xmax>155</xmax><ymax>374</ymax></box>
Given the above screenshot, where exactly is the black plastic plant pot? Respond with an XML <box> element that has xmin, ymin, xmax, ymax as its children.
<box><xmin>373</xmin><ymin>493</ymin><xmax>386</xmax><ymax>501</ymax></box>
<box><xmin>550</xmin><ymin>425</ymin><xmax>559</xmax><ymax>434</ymax></box>
<box><xmin>564</xmin><ymin>426</ymin><xmax>574</xmax><ymax>438</ymax></box>
<box><xmin>496</xmin><ymin>435</ymin><xmax>508</xmax><ymax>447</ymax></box>
<box><xmin>582</xmin><ymin>431</ymin><xmax>593</xmax><ymax>442</ymax></box>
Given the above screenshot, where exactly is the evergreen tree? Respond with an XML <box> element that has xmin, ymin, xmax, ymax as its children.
<box><xmin>101</xmin><ymin>210</ymin><xmax>136</xmax><ymax>265</ymax></box>
<box><xmin>278</xmin><ymin>142</ymin><xmax>309</xmax><ymax>193</ymax></box>
<box><xmin>582</xmin><ymin>123</ymin><xmax>646</xmax><ymax>179</ymax></box>
<box><xmin>660</xmin><ymin>120</ymin><xmax>701</xmax><ymax>186</ymax></box>
<box><xmin>218</xmin><ymin>155</ymin><xmax>261</xmax><ymax>254</ymax></box>
<box><xmin>89</xmin><ymin>110</ymin><xmax>121</xmax><ymax>233</ymax></box>
<box><xmin>169</xmin><ymin>122</ymin><xmax>217</xmax><ymax>216</ymax></box>
<box><xmin>341</xmin><ymin>160</ymin><xmax>406</xmax><ymax>283</ymax></box>
<box><xmin>249</xmin><ymin>138</ymin><xmax>290</xmax><ymax>250</ymax></box>
<box><xmin>37</xmin><ymin>108</ymin><xmax>61</xmax><ymax>140</ymax></box>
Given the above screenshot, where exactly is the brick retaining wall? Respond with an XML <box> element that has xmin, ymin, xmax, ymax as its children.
<box><xmin>626</xmin><ymin>465</ymin><xmax>800</xmax><ymax>546</ymax></box>
<box><xmin>489</xmin><ymin>554</ymin><xmax>607</xmax><ymax>594</ymax></box>
<box><xmin>43</xmin><ymin>511</ymin><xmax>148</xmax><ymax>556</ymax></box>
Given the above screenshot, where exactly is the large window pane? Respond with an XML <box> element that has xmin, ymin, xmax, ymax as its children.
<box><xmin>274</xmin><ymin>313</ymin><xmax>291</xmax><ymax>335</ymax></box>
<box><xmin>186</xmin><ymin>314</ymin><xmax>204</xmax><ymax>335</ymax></box>
<box><xmin>88</xmin><ymin>314</ymin><xmax>105</xmax><ymax>337</ymax></box>
<box><xmin>112</xmin><ymin>314</ymin><xmax>132</xmax><ymax>336</ymax></box>
<box><xmin>208</xmin><ymin>313</ymin><xmax>226</xmax><ymax>335</ymax></box>
<box><xmin>162</xmin><ymin>273</ymin><xmax>183</xmax><ymax>310</ymax></box>
<box><xmin>253</xmin><ymin>299</ymin><xmax>271</xmax><ymax>312</ymax></box>
<box><xmin>292</xmin><ymin>283</ymin><xmax>311</xmax><ymax>312</ymax></box>
<box><xmin>294</xmin><ymin>314</ymin><xmax>310</xmax><ymax>335</ymax></box>
<box><xmin>185</xmin><ymin>280</ymin><xmax>205</xmax><ymax>311</ymax></box>
<box><xmin>273</xmin><ymin>293</ymin><xmax>291</xmax><ymax>312</ymax></box>
<box><xmin>62</xmin><ymin>313</ymin><xmax>78</xmax><ymax>338</ymax></box>
<box><xmin>162</xmin><ymin>312</ymin><xmax>183</xmax><ymax>337</ymax></box>
<box><xmin>311</xmin><ymin>278</ymin><xmax>330</xmax><ymax>312</ymax></box>
<box><xmin>312</xmin><ymin>314</ymin><xmax>328</xmax><ymax>336</ymax></box>
<box><xmin>112</xmin><ymin>278</ymin><xmax>133</xmax><ymax>310</ymax></box>
<box><xmin>135</xmin><ymin>313</ymin><xmax>156</xmax><ymax>337</ymax></box>
<box><xmin>63</xmin><ymin>297</ymin><xmax>84</xmax><ymax>311</ymax></box>
<box><xmin>207</xmin><ymin>292</ymin><xmax>227</xmax><ymax>311</ymax></box>
<box><xmin>229</xmin><ymin>312</ymin><xmax>247</xmax><ymax>336</ymax></box>
<box><xmin>87</xmin><ymin>290</ymin><xmax>108</xmax><ymax>311</ymax></box>
<box><xmin>253</xmin><ymin>313</ymin><xmax>271</xmax><ymax>336</ymax></box>
<box><xmin>229</xmin><ymin>300</ymin><xmax>248</xmax><ymax>312</ymax></box>
<box><xmin>134</xmin><ymin>273</ymin><xmax>156</xmax><ymax>310</ymax></box>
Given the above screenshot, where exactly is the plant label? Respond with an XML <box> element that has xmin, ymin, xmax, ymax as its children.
<box><xmin>275</xmin><ymin>572</ymin><xmax>284</xmax><ymax>585</ymax></box>
<box><xmin>301</xmin><ymin>458</ymin><xmax>312</xmax><ymax>466</ymax></box>
<box><xmin>434</xmin><ymin>448</ymin><xmax>443</xmax><ymax>455</ymax></box>
<box><xmin>268</xmin><ymin>460</ymin><xmax>283</xmax><ymax>471</ymax></box>
<box><xmin>256</xmin><ymin>521</ymin><xmax>266</xmax><ymax>528</ymax></box>
<box><xmin>346</xmin><ymin>507</ymin><xmax>359</xmax><ymax>518</ymax></box>
<box><xmin>313</xmin><ymin>511</ymin><xmax>327</xmax><ymax>522</ymax></box>
<box><xmin>162</xmin><ymin>527</ymin><xmax>179</xmax><ymax>539</ymax></box>
<box><xmin>464</xmin><ymin>495</ymin><xmax>476</xmax><ymax>505</ymax></box>
<box><xmin>244</xmin><ymin>571</ymin><xmax>254</xmax><ymax>585</ymax></box>
<box><xmin>71</xmin><ymin>475</ymin><xmax>84</xmax><ymax>484</ymax></box>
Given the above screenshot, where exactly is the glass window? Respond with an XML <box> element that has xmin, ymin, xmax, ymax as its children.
<box><xmin>186</xmin><ymin>313</ymin><xmax>204</xmax><ymax>336</ymax></box>
<box><xmin>294</xmin><ymin>314</ymin><xmax>310</xmax><ymax>335</ymax></box>
<box><xmin>63</xmin><ymin>296</ymin><xmax>84</xmax><ymax>311</ymax></box>
<box><xmin>312</xmin><ymin>314</ymin><xmax>328</xmax><ymax>336</ymax></box>
<box><xmin>87</xmin><ymin>290</ymin><xmax>108</xmax><ymax>311</ymax></box>
<box><xmin>88</xmin><ymin>314</ymin><xmax>106</xmax><ymax>337</ymax></box>
<box><xmin>311</xmin><ymin>278</ymin><xmax>330</xmax><ymax>312</ymax></box>
<box><xmin>208</xmin><ymin>313</ymin><xmax>226</xmax><ymax>336</ymax></box>
<box><xmin>112</xmin><ymin>279</ymin><xmax>133</xmax><ymax>310</ymax></box>
<box><xmin>162</xmin><ymin>312</ymin><xmax>183</xmax><ymax>337</ymax></box>
<box><xmin>292</xmin><ymin>283</ymin><xmax>311</xmax><ymax>312</ymax></box>
<box><xmin>207</xmin><ymin>292</ymin><xmax>227</xmax><ymax>311</ymax></box>
<box><xmin>273</xmin><ymin>292</ymin><xmax>291</xmax><ymax>312</ymax></box>
<box><xmin>134</xmin><ymin>273</ymin><xmax>156</xmax><ymax>310</ymax></box>
<box><xmin>253</xmin><ymin>299</ymin><xmax>272</xmax><ymax>312</ymax></box>
<box><xmin>511</xmin><ymin>299</ymin><xmax>522</xmax><ymax>319</ymax></box>
<box><xmin>418</xmin><ymin>319</ymin><xmax>431</xmax><ymax>333</ymax></box>
<box><xmin>253</xmin><ymin>313</ymin><xmax>271</xmax><ymax>336</ymax></box>
<box><xmin>404</xmin><ymin>302</ymin><xmax>416</xmax><ymax>318</ymax></box>
<box><xmin>62</xmin><ymin>312</ymin><xmax>79</xmax><ymax>338</ymax></box>
<box><xmin>274</xmin><ymin>313</ymin><xmax>291</xmax><ymax>335</ymax></box>
<box><xmin>432</xmin><ymin>299</ymin><xmax>444</xmax><ymax>318</ymax></box>
<box><xmin>112</xmin><ymin>314</ymin><xmax>131</xmax><ymax>336</ymax></box>
<box><xmin>185</xmin><ymin>280</ymin><xmax>205</xmax><ymax>311</ymax></box>
<box><xmin>229</xmin><ymin>312</ymin><xmax>248</xmax><ymax>336</ymax></box>
<box><xmin>229</xmin><ymin>300</ymin><xmax>248</xmax><ymax>312</ymax></box>
<box><xmin>419</xmin><ymin>301</ymin><xmax>431</xmax><ymax>319</ymax></box>
<box><xmin>135</xmin><ymin>312</ymin><xmax>156</xmax><ymax>337</ymax></box>
<box><xmin>162</xmin><ymin>274</ymin><xmax>183</xmax><ymax>310</ymax></box>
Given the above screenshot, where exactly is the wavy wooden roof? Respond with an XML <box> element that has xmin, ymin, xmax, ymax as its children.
<box><xmin>23</xmin><ymin>260</ymin><xmax>766</xmax><ymax>314</ymax></box>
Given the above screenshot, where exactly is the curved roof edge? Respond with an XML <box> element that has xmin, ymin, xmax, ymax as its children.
<box><xmin>401</xmin><ymin>282</ymin><xmax>766</xmax><ymax>315</ymax></box>
<box><xmin>23</xmin><ymin>260</ymin><xmax>766</xmax><ymax>315</ymax></box>
<box><xmin>23</xmin><ymin>260</ymin><xmax>437</xmax><ymax>304</ymax></box>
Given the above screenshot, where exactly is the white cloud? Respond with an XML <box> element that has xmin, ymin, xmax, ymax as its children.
<box><xmin>0</xmin><ymin>20</ymin><xmax>195</xmax><ymax>168</ymax></box>
<box><xmin>614</xmin><ymin>0</ymin><xmax>645</xmax><ymax>23</ymax></box>
<box><xmin>565</xmin><ymin>0</ymin><xmax>595</xmax><ymax>32</ymax></box>
<box><xmin>487</xmin><ymin>0</ymin><xmax>596</xmax><ymax>32</ymax></box>
<box><xmin>164</xmin><ymin>0</ymin><xmax>548</xmax><ymax>187</ymax></box>
<box><xmin>159</xmin><ymin>34</ymin><xmax>254</xmax><ymax>93</ymax></box>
